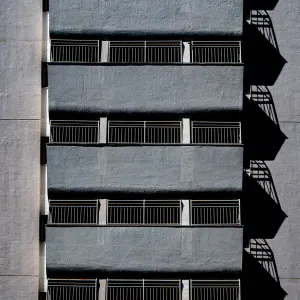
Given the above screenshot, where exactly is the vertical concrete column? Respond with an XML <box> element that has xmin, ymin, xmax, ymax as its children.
<box><xmin>98</xmin><ymin>279</ymin><xmax>107</xmax><ymax>300</ymax></box>
<box><xmin>101</xmin><ymin>41</ymin><xmax>109</xmax><ymax>62</ymax></box>
<box><xmin>183</xmin><ymin>42</ymin><xmax>191</xmax><ymax>63</ymax></box>
<box><xmin>182</xmin><ymin>118</ymin><xmax>191</xmax><ymax>144</ymax></box>
<box><xmin>98</xmin><ymin>199</ymin><xmax>107</xmax><ymax>225</ymax></box>
<box><xmin>39</xmin><ymin>244</ymin><xmax>48</xmax><ymax>293</ymax></box>
<box><xmin>182</xmin><ymin>280</ymin><xmax>190</xmax><ymax>300</ymax></box>
<box><xmin>181</xmin><ymin>200</ymin><xmax>190</xmax><ymax>225</ymax></box>
<box><xmin>100</xmin><ymin>117</ymin><xmax>108</xmax><ymax>143</ymax></box>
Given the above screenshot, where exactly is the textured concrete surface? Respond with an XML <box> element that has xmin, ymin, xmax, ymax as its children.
<box><xmin>49</xmin><ymin>0</ymin><xmax>243</xmax><ymax>36</ymax></box>
<box><xmin>266</xmin><ymin>1</ymin><xmax>300</xmax><ymax>299</ymax></box>
<box><xmin>48</xmin><ymin>65</ymin><xmax>244</xmax><ymax>115</ymax></box>
<box><xmin>0</xmin><ymin>277</ymin><xmax>39</xmax><ymax>300</ymax></box>
<box><xmin>0</xmin><ymin>0</ymin><xmax>41</xmax><ymax>298</ymax></box>
<box><xmin>46</xmin><ymin>226</ymin><xmax>243</xmax><ymax>274</ymax></box>
<box><xmin>47</xmin><ymin>145</ymin><xmax>243</xmax><ymax>194</ymax></box>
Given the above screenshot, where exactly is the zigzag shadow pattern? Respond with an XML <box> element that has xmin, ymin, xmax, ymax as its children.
<box><xmin>244</xmin><ymin>11</ymin><xmax>286</xmax><ymax>86</ymax></box>
<box><xmin>243</xmin><ymin>86</ymin><xmax>287</xmax><ymax>160</ymax></box>
<box><xmin>243</xmin><ymin>161</ymin><xmax>287</xmax><ymax>239</ymax></box>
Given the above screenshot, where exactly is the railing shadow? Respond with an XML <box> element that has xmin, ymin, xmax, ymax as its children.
<box><xmin>250</xmin><ymin>10</ymin><xmax>279</xmax><ymax>50</ymax></box>
<box><xmin>242</xmin><ymin>161</ymin><xmax>287</xmax><ymax>238</ymax></box>
<box><xmin>243</xmin><ymin>89</ymin><xmax>287</xmax><ymax>160</ymax></box>
<box><xmin>244</xmin><ymin>11</ymin><xmax>286</xmax><ymax>86</ymax></box>
<box><xmin>249</xmin><ymin>85</ymin><xmax>279</xmax><ymax>126</ymax></box>
<box><xmin>242</xmin><ymin>244</ymin><xmax>287</xmax><ymax>300</ymax></box>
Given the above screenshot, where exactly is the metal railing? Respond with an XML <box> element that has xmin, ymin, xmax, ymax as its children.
<box><xmin>190</xmin><ymin>280</ymin><xmax>240</xmax><ymax>300</ymax></box>
<box><xmin>107</xmin><ymin>200</ymin><xmax>181</xmax><ymax>225</ymax></box>
<box><xmin>49</xmin><ymin>200</ymin><xmax>99</xmax><ymax>224</ymax></box>
<box><xmin>51</xmin><ymin>39</ymin><xmax>100</xmax><ymax>62</ymax></box>
<box><xmin>108</xmin><ymin>121</ymin><xmax>182</xmax><ymax>144</ymax></box>
<box><xmin>191</xmin><ymin>122</ymin><xmax>241</xmax><ymax>144</ymax></box>
<box><xmin>108</xmin><ymin>41</ymin><xmax>183</xmax><ymax>63</ymax></box>
<box><xmin>47</xmin><ymin>279</ymin><xmax>98</xmax><ymax>300</ymax></box>
<box><xmin>191</xmin><ymin>41</ymin><xmax>241</xmax><ymax>63</ymax></box>
<box><xmin>107</xmin><ymin>279</ymin><xmax>181</xmax><ymax>300</ymax></box>
<box><xmin>190</xmin><ymin>200</ymin><xmax>240</xmax><ymax>225</ymax></box>
<box><xmin>50</xmin><ymin>120</ymin><xmax>100</xmax><ymax>144</ymax></box>
<box><xmin>249</xmin><ymin>239</ymin><xmax>280</xmax><ymax>282</ymax></box>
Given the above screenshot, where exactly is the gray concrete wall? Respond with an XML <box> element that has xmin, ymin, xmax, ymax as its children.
<box><xmin>48</xmin><ymin>65</ymin><xmax>244</xmax><ymax>115</ymax></box>
<box><xmin>266</xmin><ymin>2</ymin><xmax>300</xmax><ymax>299</ymax></box>
<box><xmin>49</xmin><ymin>0</ymin><xmax>243</xmax><ymax>36</ymax></box>
<box><xmin>47</xmin><ymin>145</ymin><xmax>243</xmax><ymax>194</ymax></box>
<box><xmin>46</xmin><ymin>226</ymin><xmax>243</xmax><ymax>274</ymax></box>
<box><xmin>0</xmin><ymin>0</ymin><xmax>41</xmax><ymax>299</ymax></box>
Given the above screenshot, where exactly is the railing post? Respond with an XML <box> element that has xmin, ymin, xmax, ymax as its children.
<box><xmin>181</xmin><ymin>200</ymin><xmax>190</xmax><ymax>225</ymax></box>
<box><xmin>182</xmin><ymin>280</ymin><xmax>189</xmax><ymax>300</ymax></box>
<box><xmin>182</xmin><ymin>118</ymin><xmax>191</xmax><ymax>144</ymax></box>
<box><xmin>99</xmin><ymin>117</ymin><xmax>107</xmax><ymax>143</ymax></box>
<box><xmin>98</xmin><ymin>199</ymin><xmax>107</xmax><ymax>225</ymax></box>
<box><xmin>101</xmin><ymin>41</ymin><xmax>109</xmax><ymax>62</ymax></box>
<box><xmin>183</xmin><ymin>42</ymin><xmax>191</xmax><ymax>63</ymax></box>
<box><xmin>98</xmin><ymin>279</ymin><xmax>107</xmax><ymax>300</ymax></box>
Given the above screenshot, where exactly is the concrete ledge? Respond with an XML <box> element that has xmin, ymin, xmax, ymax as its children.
<box><xmin>47</xmin><ymin>145</ymin><xmax>243</xmax><ymax>194</ymax></box>
<box><xmin>48</xmin><ymin>65</ymin><xmax>244</xmax><ymax>115</ymax></box>
<box><xmin>46</xmin><ymin>226</ymin><xmax>243</xmax><ymax>274</ymax></box>
<box><xmin>49</xmin><ymin>0</ymin><xmax>243</xmax><ymax>36</ymax></box>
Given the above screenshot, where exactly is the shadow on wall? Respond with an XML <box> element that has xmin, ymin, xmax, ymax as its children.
<box><xmin>242</xmin><ymin>166</ymin><xmax>287</xmax><ymax>239</ymax></box>
<box><xmin>242</xmin><ymin>248</ymin><xmax>287</xmax><ymax>300</ymax></box>
<box><xmin>244</xmin><ymin>11</ymin><xmax>286</xmax><ymax>86</ymax></box>
<box><xmin>243</xmin><ymin>87</ymin><xmax>287</xmax><ymax>161</ymax></box>
<box><xmin>249</xmin><ymin>0</ymin><xmax>279</xmax><ymax>12</ymax></box>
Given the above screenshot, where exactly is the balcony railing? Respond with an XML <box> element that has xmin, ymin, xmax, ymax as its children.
<box><xmin>47</xmin><ymin>279</ymin><xmax>98</xmax><ymax>300</ymax></box>
<box><xmin>51</xmin><ymin>39</ymin><xmax>100</xmax><ymax>62</ymax></box>
<box><xmin>48</xmin><ymin>199</ymin><xmax>241</xmax><ymax>226</ymax></box>
<box><xmin>107</xmin><ymin>280</ymin><xmax>181</xmax><ymax>300</ymax></box>
<box><xmin>191</xmin><ymin>280</ymin><xmax>240</xmax><ymax>300</ymax></box>
<box><xmin>190</xmin><ymin>200</ymin><xmax>241</xmax><ymax>225</ymax></box>
<box><xmin>191</xmin><ymin>41</ymin><xmax>242</xmax><ymax>64</ymax></box>
<box><xmin>50</xmin><ymin>39</ymin><xmax>242</xmax><ymax>64</ymax></box>
<box><xmin>49</xmin><ymin>200</ymin><xmax>99</xmax><ymax>224</ymax></box>
<box><xmin>107</xmin><ymin>200</ymin><xmax>181</xmax><ymax>225</ymax></box>
<box><xmin>191</xmin><ymin>122</ymin><xmax>242</xmax><ymax>144</ymax></box>
<box><xmin>50</xmin><ymin>120</ymin><xmax>100</xmax><ymax>144</ymax></box>
<box><xmin>47</xmin><ymin>279</ymin><xmax>240</xmax><ymax>300</ymax></box>
<box><xmin>108</xmin><ymin>121</ymin><xmax>182</xmax><ymax>144</ymax></box>
<box><xmin>108</xmin><ymin>41</ymin><xmax>183</xmax><ymax>63</ymax></box>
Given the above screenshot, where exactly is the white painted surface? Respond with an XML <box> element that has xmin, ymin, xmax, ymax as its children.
<box><xmin>183</xmin><ymin>42</ymin><xmax>191</xmax><ymax>63</ymax></box>
<box><xmin>99</xmin><ymin>199</ymin><xmax>107</xmax><ymax>225</ymax></box>
<box><xmin>181</xmin><ymin>200</ymin><xmax>190</xmax><ymax>225</ymax></box>
<box><xmin>182</xmin><ymin>118</ymin><xmax>191</xmax><ymax>144</ymax></box>
<box><xmin>100</xmin><ymin>117</ymin><xmax>107</xmax><ymax>143</ymax></box>
<box><xmin>101</xmin><ymin>41</ymin><xmax>109</xmax><ymax>62</ymax></box>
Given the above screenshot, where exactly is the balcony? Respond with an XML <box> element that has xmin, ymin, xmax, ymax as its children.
<box><xmin>47</xmin><ymin>145</ymin><xmax>243</xmax><ymax>195</ymax></box>
<box><xmin>48</xmin><ymin>64</ymin><xmax>244</xmax><ymax>115</ymax></box>
<box><xmin>46</xmin><ymin>226</ymin><xmax>243</xmax><ymax>274</ymax></box>
<box><xmin>47</xmin><ymin>279</ymin><xmax>241</xmax><ymax>300</ymax></box>
<box><xmin>48</xmin><ymin>199</ymin><xmax>241</xmax><ymax>226</ymax></box>
<box><xmin>49</xmin><ymin>0</ymin><xmax>243</xmax><ymax>36</ymax></box>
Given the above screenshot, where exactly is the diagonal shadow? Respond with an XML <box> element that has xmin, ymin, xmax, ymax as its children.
<box><xmin>243</xmin><ymin>89</ymin><xmax>287</xmax><ymax>160</ymax></box>
<box><xmin>242</xmin><ymin>241</ymin><xmax>287</xmax><ymax>300</ymax></box>
<box><xmin>244</xmin><ymin>11</ymin><xmax>286</xmax><ymax>86</ymax></box>
<box><xmin>242</xmin><ymin>161</ymin><xmax>287</xmax><ymax>239</ymax></box>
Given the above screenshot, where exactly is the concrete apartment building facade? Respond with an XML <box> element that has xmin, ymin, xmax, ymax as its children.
<box><xmin>0</xmin><ymin>0</ymin><xmax>299</xmax><ymax>300</ymax></box>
